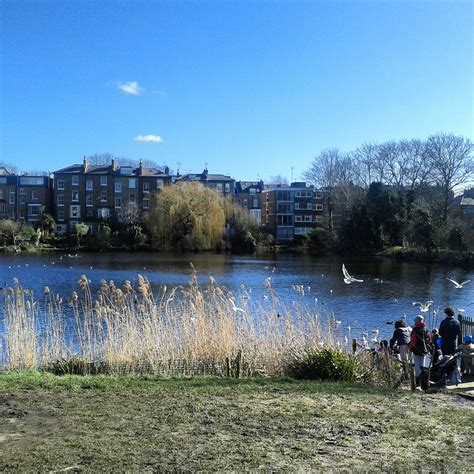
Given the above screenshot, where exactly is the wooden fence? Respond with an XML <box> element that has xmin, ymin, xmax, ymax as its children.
<box><xmin>458</xmin><ymin>314</ymin><xmax>474</xmax><ymax>339</ymax></box>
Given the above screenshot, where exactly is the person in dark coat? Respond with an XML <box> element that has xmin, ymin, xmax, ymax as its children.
<box><xmin>390</xmin><ymin>319</ymin><xmax>411</xmax><ymax>365</ymax></box>
<box><xmin>408</xmin><ymin>315</ymin><xmax>432</xmax><ymax>387</ymax></box>
<box><xmin>439</xmin><ymin>307</ymin><xmax>461</xmax><ymax>356</ymax></box>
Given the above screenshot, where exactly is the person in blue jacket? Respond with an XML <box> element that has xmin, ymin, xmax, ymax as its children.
<box><xmin>439</xmin><ymin>307</ymin><xmax>461</xmax><ymax>356</ymax></box>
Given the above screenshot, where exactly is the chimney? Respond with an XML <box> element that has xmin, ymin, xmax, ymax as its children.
<box><xmin>83</xmin><ymin>156</ymin><xmax>89</xmax><ymax>172</ymax></box>
<box><xmin>201</xmin><ymin>167</ymin><xmax>208</xmax><ymax>181</ymax></box>
<box><xmin>139</xmin><ymin>159</ymin><xmax>143</xmax><ymax>175</ymax></box>
<box><xmin>111</xmin><ymin>158</ymin><xmax>116</xmax><ymax>171</ymax></box>
<box><xmin>164</xmin><ymin>166</ymin><xmax>170</xmax><ymax>175</ymax></box>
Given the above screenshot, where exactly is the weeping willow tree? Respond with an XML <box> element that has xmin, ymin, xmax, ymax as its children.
<box><xmin>149</xmin><ymin>182</ymin><xmax>226</xmax><ymax>251</ymax></box>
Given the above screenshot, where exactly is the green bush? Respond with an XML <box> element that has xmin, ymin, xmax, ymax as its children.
<box><xmin>285</xmin><ymin>347</ymin><xmax>358</xmax><ymax>382</ymax></box>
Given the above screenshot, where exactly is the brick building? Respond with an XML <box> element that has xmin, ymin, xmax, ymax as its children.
<box><xmin>53</xmin><ymin>158</ymin><xmax>171</xmax><ymax>234</ymax></box>
<box><xmin>0</xmin><ymin>167</ymin><xmax>53</xmax><ymax>224</ymax></box>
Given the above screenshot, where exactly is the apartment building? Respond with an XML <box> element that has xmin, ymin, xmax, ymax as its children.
<box><xmin>262</xmin><ymin>182</ymin><xmax>316</xmax><ymax>243</ymax></box>
<box><xmin>53</xmin><ymin>158</ymin><xmax>171</xmax><ymax>234</ymax></box>
<box><xmin>176</xmin><ymin>168</ymin><xmax>235</xmax><ymax>196</ymax></box>
<box><xmin>234</xmin><ymin>180</ymin><xmax>264</xmax><ymax>225</ymax></box>
<box><xmin>0</xmin><ymin>167</ymin><xmax>53</xmax><ymax>223</ymax></box>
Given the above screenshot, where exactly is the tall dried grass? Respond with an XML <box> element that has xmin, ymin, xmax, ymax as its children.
<box><xmin>1</xmin><ymin>269</ymin><xmax>395</xmax><ymax>383</ymax></box>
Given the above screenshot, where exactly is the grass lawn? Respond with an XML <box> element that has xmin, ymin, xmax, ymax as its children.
<box><xmin>0</xmin><ymin>372</ymin><xmax>472</xmax><ymax>472</ymax></box>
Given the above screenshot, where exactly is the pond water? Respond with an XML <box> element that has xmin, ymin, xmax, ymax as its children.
<box><xmin>0</xmin><ymin>251</ymin><xmax>472</xmax><ymax>341</ymax></box>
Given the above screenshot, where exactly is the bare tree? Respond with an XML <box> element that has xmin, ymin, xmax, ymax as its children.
<box><xmin>425</xmin><ymin>133</ymin><xmax>474</xmax><ymax>223</ymax></box>
<box><xmin>351</xmin><ymin>143</ymin><xmax>380</xmax><ymax>188</ymax></box>
<box><xmin>268</xmin><ymin>175</ymin><xmax>289</xmax><ymax>185</ymax></box>
<box><xmin>303</xmin><ymin>149</ymin><xmax>355</xmax><ymax>233</ymax></box>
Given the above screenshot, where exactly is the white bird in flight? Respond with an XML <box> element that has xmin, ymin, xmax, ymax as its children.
<box><xmin>447</xmin><ymin>278</ymin><xmax>470</xmax><ymax>289</ymax></box>
<box><xmin>412</xmin><ymin>301</ymin><xmax>433</xmax><ymax>312</ymax></box>
<box><xmin>229</xmin><ymin>298</ymin><xmax>245</xmax><ymax>314</ymax></box>
<box><xmin>342</xmin><ymin>264</ymin><xmax>363</xmax><ymax>284</ymax></box>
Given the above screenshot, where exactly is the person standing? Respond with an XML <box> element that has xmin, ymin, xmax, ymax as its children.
<box><xmin>439</xmin><ymin>307</ymin><xmax>461</xmax><ymax>355</ymax></box>
<box><xmin>439</xmin><ymin>307</ymin><xmax>462</xmax><ymax>384</ymax></box>
<box><xmin>408</xmin><ymin>315</ymin><xmax>432</xmax><ymax>387</ymax></box>
<box><xmin>390</xmin><ymin>319</ymin><xmax>411</xmax><ymax>372</ymax></box>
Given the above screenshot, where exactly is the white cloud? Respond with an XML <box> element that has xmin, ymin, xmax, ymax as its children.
<box><xmin>118</xmin><ymin>81</ymin><xmax>144</xmax><ymax>95</ymax></box>
<box><xmin>134</xmin><ymin>134</ymin><xmax>164</xmax><ymax>144</ymax></box>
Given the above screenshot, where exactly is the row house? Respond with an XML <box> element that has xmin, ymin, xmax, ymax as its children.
<box><xmin>0</xmin><ymin>167</ymin><xmax>53</xmax><ymax>223</ymax></box>
<box><xmin>234</xmin><ymin>180</ymin><xmax>264</xmax><ymax>225</ymax></box>
<box><xmin>53</xmin><ymin>158</ymin><xmax>171</xmax><ymax>234</ymax></box>
<box><xmin>176</xmin><ymin>168</ymin><xmax>235</xmax><ymax>196</ymax></box>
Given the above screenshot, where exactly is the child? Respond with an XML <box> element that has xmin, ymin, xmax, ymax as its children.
<box><xmin>460</xmin><ymin>335</ymin><xmax>474</xmax><ymax>375</ymax></box>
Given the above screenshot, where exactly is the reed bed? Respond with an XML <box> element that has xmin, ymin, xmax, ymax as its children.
<box><xmin>1</xmin><ymin>268</ymin><xmax>394</xmax><ymax>383</ymax></box>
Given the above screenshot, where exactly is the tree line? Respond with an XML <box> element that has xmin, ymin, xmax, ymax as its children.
<box><xmin>303</xmin><ymin>132</ymin><xmax>473</xmax><ymax>253</ymax></box>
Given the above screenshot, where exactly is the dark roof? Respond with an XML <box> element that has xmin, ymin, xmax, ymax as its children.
<box><xmin>178</xmin><ymin>172</ymin><xmax>234</xmax><ymax>183</ymax></box>
<box><xmin>54</xmin><ymin>163</ymin><xmax>169</xmax><ymax>177</ymax></box>
<box><xmin>235</xmin><ymin>181</ymin><xmax>264</xmax><ymax>193</ymax></box>
<box><xmin>0</xmin><ymin>166</ymin><xmax>13</xmax><ymax>176</ymax></box>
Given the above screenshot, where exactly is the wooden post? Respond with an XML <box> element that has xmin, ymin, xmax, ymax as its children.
<box><xmin>352</xmin><ymin>338</ymin><xmax>357</xmax><ymax>354</ymax></box>
<box><xmin>235</xmin><ymin>350</ymin><xmax>242</xmax><ymax>379</ymax></box>
<box><xmin>409</xmin><ymin>363</ymin><xmax>416</xmax><ymax>392</ymax></box>
<box><xmin>225</xmin><ymin>357</ymin><xmax>230</xmax><ymax>378</ymax></box>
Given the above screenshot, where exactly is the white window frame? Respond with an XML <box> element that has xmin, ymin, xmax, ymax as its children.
<box><xmin>100</xmin><ymin>176</ymin><xmax>108</xmax><ymax>186</ymax></box>
<box><xmin>72</xmin><ymin>175</ymin><xmax>79</xmax><ymax>186</ymax></box>
<box><xmin>115</xmin><ymin>182</ymin><xmax>122</xmax><ymax>193</ymax></box>
<box><xmin>86</xmin><ymin>180</ymin><xmax>93</xmax><ymax>191</ymax></box>
<box><xmin>86</xmin><ymin>195</ymin><xmax>93</xmax><ymax>207</ymax></box>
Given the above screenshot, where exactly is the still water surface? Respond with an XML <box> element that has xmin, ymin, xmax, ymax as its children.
<box><xmin>0</xmin><ymin>252</ymin><xmax>472</xmax><ymax>339</ymax></box>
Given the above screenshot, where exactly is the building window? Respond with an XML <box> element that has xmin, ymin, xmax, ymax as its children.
<box><xmin>20</xmin><ymin>211</ymin><xmax>25</xmax><ymax>219</ymax></box>
<box><xmin>295</xmin><ymin>215</ymin><xmax>302</xmax><ymax>222</ymax></box>
<box><xmin>0</xmin><ymin>204</ymin><xmax>5</xmax><ymax>214</ymax></box>
<box><xmin>72</xmin><ymin>191</ymin><xmax>79</xmax><ymax>202</ymax></box>
<box><xmin>70</xmin><ymin>205</ymin><xmax>80</xmax><ymax>218</ymax></box>
<box><xmin>31</xmin><ymin>190</ymin><xmax>38</xmax><ymax>200</ymax></box>
<box><xmin>9</xmin><ymin>189</ymin><xmax>15</xmax><ymax>204</ymax></box>
<box><xmin>315</xmin><ymin>192</ymin><xmax>323</xmax><ymax>199</ymax></box>
<box><xmin>216</xmin><ymin>183</ymin><xmax>223</xmax><ymax>192</ymax></box>
<box><xmin>98</xmin><ymin>208</ymin><xmax>110</xmax><ymax>219</ymax></box>
<box><xmin>58</xmin><ymin>211</ymin><xmax>64</xmax><ymax>221</ymax></box>
<box><xmin>225</xmin><ymin>183</ymin><xmax>231</xmax><ymax>193</ymax></box>
<box><xmin>86</xmin><ymin>180</ymin><xmax>93</xmax><ymax>191</ymax></box>
<box><xmin>277</xmin><ymin>215</ymin><xmax>293</xmax><ymax>226</ymax></box>
<box><xmin>128</xmin><ymin>178</ymin><xmax>136</xmax><ymax>189</ymax></box>
<box><xmin>243</xmin><ymin>199</ymin><xmax>248</xmax><ymax>207</ymax></box>
<box><xmin>115</xmin><ymin>182</ymin><xmax>122</xmax><ymax>193</ymax></box>
<box><xmin>295</xmin><ymin>203</ymin><xmax>300</xmax><ymax>210</ymax></box>
<box><xmin>129</xmin><ymin>193</ymin><xmax>136</xmax><ymax>204</ymax></box>
<box><xmin>20</xmin><ymin>188</ymin><xmax>26</xmax><ymax>204</ymax></box>
<box><xmin>143</xmin><ymin>182</ymin><xmax>150</xmax><ymax>193</ymax></box>
<box><xmin>156</xmin><ymin>179</ymin><xmax>164</xmax><ymax>188</ymax></box>
<box><xmin>143</xmin><ymin>198</ymin><xmax>149</xmax><ymax>210</ymax></box>
<box><xmin>86</xmin><ymin>195</ymin><xmax>93</xmax><ymax>207</ymax></box>
<box><xmin>315</xmin><ymin>204</ymin><xmax>323</xmax><ymax>211</ymax></box>
<box><xmin>307</xmin><ymin>202</ymin><xmax>313</xmax><ymax>210</ymax></box>
<box><xmin>57</xmin><ymin>195</ymin><xmax>65</xmax><ymax>206</ymax></box>
<box><xmin>100</xmin><ymin>176</ymin><xmax>107</xmax><ymax>186</ymax></box>
<box><xmin>72</xmin><ymin>175</ymin><xmax>79</xmax><ymax>186</ymax></box>
<box><xmin>304</xmin><ymin>215</ymin><xmax>312</xmax><ymax>222</ymax></box>
<box><xmin>253</xmin><ymin>198</ymin><xmax>258</xmax><ymax>208</ymax></box>
<box><xmin>0</xmin><ymin>190</ymin><xmax>3</xmax><ymax>200</ymax></box>
<box><xmin>100</xmin><ymin>190</ymin><xmax>107</xmax><ymax>202</ymax></box>
<box><xmin>28</xmin><ymin>205</ymin><xmax>40</xmax><ymax>217</ymax></box>
<box><xmin>57</xmin><ymin>180</ymin><xmax>65</xmax><ymax>190</ymax></box>
<box><xmin>115</xmin><ymin>197</ymin><xmax>122</xmax><ymax>209</ymax></box>
<box><xmin>87</xmin><ymin>210</ymin><xmax>93</xmax><ymax>218</ymax></box>
<box><xmin>314</xmin><ymin>215</ymin><xmax>323</xmax><ymax>223</ymax></box>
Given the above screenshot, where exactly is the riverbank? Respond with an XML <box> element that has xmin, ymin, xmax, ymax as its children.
<box><xmin>0</xmin><ymin>372</ymin><xmax>472</xmax><ymax>472</ymax></box>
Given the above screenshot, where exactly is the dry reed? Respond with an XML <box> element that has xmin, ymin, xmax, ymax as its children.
<box><xmin>0</xmin><ymin>269</ymin><xmax>387</xmax><ymax>380</ymax></box>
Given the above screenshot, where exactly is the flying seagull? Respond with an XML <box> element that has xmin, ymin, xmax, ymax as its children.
<box><xmin>412</xmin><ymin>301</ymin><xmax>433</xmax><ymax>313</ymax></box>
<box><xmin>447</xmin><ymin>278</ymin><xmax>470</xmax><ymax>289</ymax></box>
<box><xmin>342</xmin><ymin>264</ymin><xmax>363</xmax><ymax>284</ymax></box>
<box><xmin>229</xmin><ymin>298</ymin><xmax>245</xmax><ymax>314</ymax></box>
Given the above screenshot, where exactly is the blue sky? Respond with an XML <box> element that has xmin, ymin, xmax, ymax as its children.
<box><xmin>1</xmin><ymin>0</ymin><xmax>472</xmax><ymax>180</ymax></box>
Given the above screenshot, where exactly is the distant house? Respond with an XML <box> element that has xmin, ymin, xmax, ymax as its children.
<box><xmin>234</xmin><ymin>180</ymin><xmax>264</xmax><ymax>225</ymax></box>
<box><xmin>453</xmin><ymin>188</ymin><xmax>474</xmax><ymax>229</ymax></box>
<box><xmin>0</xmin><ymin>167</ymin><xmax>52</xmax><ymax>223</ymax></box>
<box><xmin>53</xmin><ymin>158</ymin><xmax>171</xmax><ymax>234</ymax></box>
<box><xmin>176</xmin><ymin>168</ymin><xmax>235</xmax><ymax>196</ymax></box>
